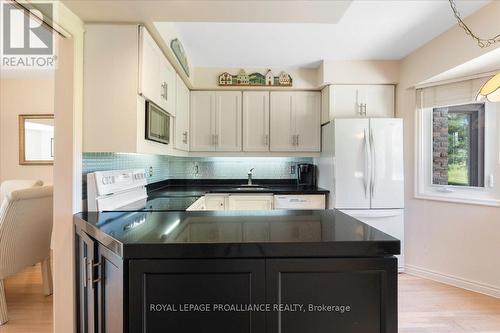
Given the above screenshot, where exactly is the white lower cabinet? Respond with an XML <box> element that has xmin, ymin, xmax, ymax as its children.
<box><xmin>187</xmin><ymin>194</ymin><xmax>325</xmax><ymax>211</ymax></box>
<box><xmin>203</xmin><ymin>195</ymin><xmax>228</xmax><ymax>210</ymax></box>
<box><xmin>228</xmin><ymin>195</ymin><xmax>273</xmax><ymax>211</ymax></box>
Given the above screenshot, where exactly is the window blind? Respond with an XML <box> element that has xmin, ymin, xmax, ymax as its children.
<box><xmin>417</xmin><ymin>76</ymin><xmax>489</xmax><ymax>109</ymax></box>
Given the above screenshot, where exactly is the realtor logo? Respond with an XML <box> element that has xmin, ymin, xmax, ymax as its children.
<box><xmin>1</xmin><ymin>1</ymin><xmax>55</xmax><ymax>68</ymax></box>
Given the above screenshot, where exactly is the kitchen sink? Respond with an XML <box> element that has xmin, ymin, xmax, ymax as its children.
<box><xmin>231</xmin><ymin>185</ymin><xmax>269</xmax><ymax>191</ymax></box>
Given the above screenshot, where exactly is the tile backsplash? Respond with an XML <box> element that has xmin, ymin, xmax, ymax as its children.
<box><xmin>82</xmin><ymin>153</ymin><xmax>313</xmax><ymax>185</ymax></box>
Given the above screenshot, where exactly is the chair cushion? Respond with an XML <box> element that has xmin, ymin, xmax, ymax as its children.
<box><xmin>0</xmin><ymin>180</ymin><xmax>43</xmax><ymax>205</ymax></box>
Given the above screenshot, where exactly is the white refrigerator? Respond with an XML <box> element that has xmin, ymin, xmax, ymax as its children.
<box><xmin>316</xmin><ymin>118</ymin><xmax>405</xmax><ymax>271</ymax></box>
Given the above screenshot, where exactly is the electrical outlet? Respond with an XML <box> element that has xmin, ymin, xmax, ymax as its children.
<box><xmin>148</xmin><ymin>166</ymin><xmax>154</xmax><ymax>177</ymax></box>
<box><xmin>290</xmin><ymin>165</ymin><xmax>296</xmax><ymax>174</ymax></box>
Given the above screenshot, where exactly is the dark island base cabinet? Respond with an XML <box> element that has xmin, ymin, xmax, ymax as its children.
<box><xmin>76</xmin><ymin>228</ymin><xmax>123</xmax><ymax>333</ymax></box>
<box><xmin>76</xmin><ymin>230</ymin><xmax>397</xmax><ymax>333</ymax></box>
<box><xmin>129</xmin><ymin>259</ymin><xmax>266</xmax><ymax>333</ymax></box>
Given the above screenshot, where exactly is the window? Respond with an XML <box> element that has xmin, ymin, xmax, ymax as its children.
<box><xmin>415</xmin><ymin>77</ymin><xmax>500</xmax><ymax>207</ymax></box>
<box><xmin>432</xmin><ymin>103</ymin><xmax>485</xmax><ymax>187</ymax></box>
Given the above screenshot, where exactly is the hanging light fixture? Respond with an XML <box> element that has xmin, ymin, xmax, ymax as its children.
<box><xmin>476</xmin><ymin>73</ymin><xmax>500</xmax><ymax>103</ymax></box>
<box><xmin>448</xmin><ymin>0</ymin><xmax>500</xmax><ymax>103</ymax></box>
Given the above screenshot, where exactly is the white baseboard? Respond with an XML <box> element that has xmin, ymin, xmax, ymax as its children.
<box><xmin>405</xmin><ymin>264</ymin><xmax>500</xmax><ymax>299</ymax></box>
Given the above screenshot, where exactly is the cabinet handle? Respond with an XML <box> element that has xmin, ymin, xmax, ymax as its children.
<box><xmin>264</xmin><ymin>134</ymin><xmax>269</xmax><ymax>146</ymax></box>
<box><xmin>363</xmin><ymin>103</ymin><xmax>367</xmax><ymax>115</ymax></box>
<box><xmin>160</xmin><ymin>83</ymin><xmax>165</xmax><ymax>99</ymax></box>
<box><xmin>164</xmin><ymin>82</ymin><xmax>168</xmax><ymax>101</ymax></box>
<box><xmin>216</xmin><ymin>134</ymin><xmax>219</xmax><ymax>145</ymax></box>
<box><xmin>183</xmin><ymin>131</ymin><xmax>188</xmax><ymax>144</ymax></box>
<box><xmin>296</xmin><ymin>134</ymin><xmax>299</xmax><ymax>146</ymax></box>
<box><xmin>358</xmin><ymin>103</ymin><xmax>363</xmax><ymax>115</ymax></box>
<box><xmin>82</xmin><ymin>256</ymin><xmax>87</xmax><ymax>288</ymax></box>
<box><xmin>89</xmin><ymin>259</ymin><xmax>102</xmax><ymax>288</ymax></box>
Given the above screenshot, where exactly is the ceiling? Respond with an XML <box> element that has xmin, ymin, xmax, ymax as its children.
<box><xmin>171</xmin><ymin>0</ymin><xmax>490</xmax><ymax>68</ymax></box>
<box><xmin>62</xmin><ymin>1</ymin><xmax>352</xmax><ymax>24</ymax></box>
<box><xmin>62</xmin><ymin>0</ymin><xmax>491</xmax><ymax>68</ymax></box>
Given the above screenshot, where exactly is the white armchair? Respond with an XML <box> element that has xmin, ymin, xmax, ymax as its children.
<box><xmin>0</xmin><ymin>186</ymin><xmax>53</xmax><ymax>325</ymax></box>
<box><xmin>0</xmin><ymin>180</ymin><xmax>43</xmax><ymax>204</ymax></box>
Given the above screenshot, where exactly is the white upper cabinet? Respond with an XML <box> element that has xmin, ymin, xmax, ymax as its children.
<box><xmin>139</xmin><ymin>27</ymin><xmax>176</xmax><ymax>115</ymax></box>
<box><xmin>270</xmin><ymin>92</ymin><xmax>320</xmax><ymax>152</ymax></box>
<box><xmin>190</xmin><ymin>91</ymin><xmax>242</xmax><ymax>152</ymax></box>
<box><xmin>362</xmin><ymin>85</ymin><xmax>394</xmax><ymax>118</ymax></box>
<box><xmin>175</xmin><ymin>74</ymin><xmax>190</xmax><ymax>151</ymax></box>
<box><xmin>161</xmin><ymin>56</ymin><xmax>177</xmax><ymax>116</ymax></box>
<box><xmin>322</xmin><ymin>85</ymin><xmax>394</xmax><ymax>121</ymax></box>
<box><xmin>294</xmin><ymin>92</ymin><xmax>321</xmax><ymax>151</ymax></box>
<box><xmin>243</xmin><ymin>91</ymin><xmax>270</xmax><ymax>152</ymax></box>
<box><xmin>270</xmin><ymin>92</ymin><xmax>295</xmax><ymax>151</ymax></box>
<box><xmin>190</xmin><ymin>91</ymin><xmax>216</xmax><ymax>151</ymax></box>
<box><xmin>215</xmin><ymin>91</ymin><xmax>242</xmax><ymax>151</ymax></box>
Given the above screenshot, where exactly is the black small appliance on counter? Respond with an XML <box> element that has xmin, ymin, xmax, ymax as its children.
<box><xmin>297</xmin><ymin>163</ymin><xmax>316</xmax><ymax>186</ymax></box>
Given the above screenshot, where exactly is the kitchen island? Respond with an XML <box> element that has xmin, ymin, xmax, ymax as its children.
<box><xmin>74</xmin><ymin>209</ymin><xmax>399</xmax><ymax>333</ymax></box>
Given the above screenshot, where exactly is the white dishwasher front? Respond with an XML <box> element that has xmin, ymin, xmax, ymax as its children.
<box><xmin>273</xmin><ymin>195</ymin><xmax>326</xmax><ymax>210</ymax></box>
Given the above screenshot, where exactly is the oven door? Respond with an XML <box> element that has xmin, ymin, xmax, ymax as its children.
<box><xmin>146</xmin><ymin>101</ymin><xmax>170</xmax><ymax>144</ymax></box>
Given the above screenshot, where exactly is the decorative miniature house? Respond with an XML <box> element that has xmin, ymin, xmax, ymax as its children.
<box><xmin>218</xmin><ymin>69</ymin><xmax>292</xmax><ymax>87</ymax></box>
<box><xmin>265</xmin><ymin>69</ymin><xmax>274</xmax><ymax>85</ymax></box>
<box><xmin>219</xmin><ymin>72</ymin><xmax>233</xmax><ymax>85</ymax></box>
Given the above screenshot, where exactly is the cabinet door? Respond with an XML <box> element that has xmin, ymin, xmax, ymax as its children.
<box><xmin>363</xmin><ymin>85</ymin><xmax>394</xmax><ymax>118</ymax></box>
<box><xmin>174</xmin><ymin>75</ymin><xmax>190</xmax><ymax>151</ymax></box>
<box><xmin>96</xmin><ymin>244</ymin><xmax>123</xmax><ymax>333</ymax></box>
<box><xmin>266</xmin><ymin>258</ymin><xmax>397</xmax><ymax>333</ymax></box>
<box><xmin>330</xmin><ymin>85</ymin><xmax>362</xmax><ymax>118</ymax></box>
<box><xmin>129</xmin><ymin>259</ymin><xmax>266</xmax><ymax>333</ymax></box>
<box><xmin>369</xmin><ymin>118</ymin><xmax>404</xmax><ymax>208</ymax></box>
<box><xmin>228</xmin><ymin>195</ymin><xmax>273</xmax><ymax>210</ymax></box>
<box><xmin>76</xmin><ymin>230</ymin><xmax>96</xmax><ymax>333</ymax></box>
<box><xmin>334</xmin><ymin>119</ymin><xmax>371</xmax><ymax>209</ymax></box>
<box><xmin>270</xmin><ymin>92</ymin><xmax>295</xmax><ymax>151</ymax></box>
<box><xmin>243</xmin><ymin>91</ymin><xmax>270</xmax><ymax>151</ymax></box>
<box><xmin>139</xmin><ymin>27</ymin><xmax>163</xmax><ymax>109</ymax></box>
<box><xmin>190</xmin><ymin>91</ymin><xmax>216</xmax><ymax>151</ymax></box>
<box><xmin>320</xmin><ymin>86</ymin><xmax>330</xmax><ymax>125</ymax></box>
<box><xmin>204</xmin><ymin>194</ymin><xmax>227</xmax><ymax>210</ymax></box>
<box><xmin>294</xmin><ymin>92</ymin><xmax>320</xmax><ymax>151</ymax></box>
<box><xmin>215</xmin><ymin>91</ymin><xmax>242</xmax><ymax>151</ymax></box>
<box><xmin>160</xmin><ymin>57</ymin><xmax>177</xmax><ymax>115</ymax></box>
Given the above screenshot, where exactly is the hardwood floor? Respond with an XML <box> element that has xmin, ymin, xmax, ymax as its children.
<box><xmin>0</xmin><ymin>264</ymin><xmax>52</xmax><ymax>333</ymax></box>
<box><xmin>0</xmin><ymin>270</ymin><xmax>499</xmax><ymax>333</ymax></box>
<box><xmin>399</xmin><ymin>274</ymin><xmax>500</xmax><ymax>333</ymax></box>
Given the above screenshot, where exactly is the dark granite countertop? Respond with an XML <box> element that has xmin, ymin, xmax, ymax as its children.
<box><xmin>74</xmin><ymin>210</ymin><xmax>399</xmax><ymax>260</ymax></box>
<box><xmin>147</xmin><ymin>179</ymin><xmax>329</xmax><ymax>198</ymax></box>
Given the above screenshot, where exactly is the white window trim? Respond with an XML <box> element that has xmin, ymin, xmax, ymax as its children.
<box><xmin>415</xmin><ymin>100</ymin><xmax>500</xmax><ymax>207</ymax></box>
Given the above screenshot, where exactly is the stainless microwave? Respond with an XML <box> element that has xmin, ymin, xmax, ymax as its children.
<box><xmin>145</xmin><ymin>101</ymin><xmax>170</xmax><ymax>144</ymax></box>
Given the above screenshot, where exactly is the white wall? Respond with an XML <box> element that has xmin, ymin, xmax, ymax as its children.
<box><xmin>319</xmin><ymin>60</ymin><xmax>400</xmax><ymax>85</ymax></box>
<box><xmin>397</xmin><ymin>1</ymin><xmax>500</xmax><ymax>297</ymax></box>
<box><xmin>0</xmin><ymin>79</ymin><xmax>54</xmax><ymax>184</ymax></box>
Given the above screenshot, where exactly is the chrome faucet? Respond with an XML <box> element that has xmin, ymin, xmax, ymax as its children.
<box><xmin>247</xmin><ymin>168</ymin><xmax>254</xmax><ymax>185</ymax></box>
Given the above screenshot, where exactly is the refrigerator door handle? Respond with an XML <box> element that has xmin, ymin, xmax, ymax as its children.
<box><xmin>363</xmin><ymin>129</ymin><xmax>371</xmax><ymax>199</ymax></box>
<box><xmin>370</xmin><ymin>129</ymin><xmax>376</xmax><ymax>198</ymax></box>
